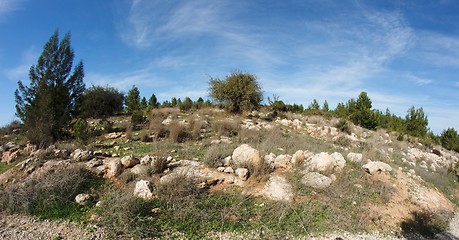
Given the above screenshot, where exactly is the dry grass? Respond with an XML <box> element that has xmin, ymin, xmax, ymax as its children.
<box><xmin>167</xmin><ymin>120</ymin><xmax>189</xmax><ymax>143</ymax></box>
<box><xmin>97</xmin><ymin>188</ymin><xmax>156</xmax><ymax>239</ymax></box>
<box><xmin>212</xmin><ymin>117</ymin><xmax>241</xmax><ymax>137</ymax></box>
<box><xmin>188</xmin><ymin>115</ymin><xmax>207</xmax><ymax>140</ymax></box>
<box><xmin>204</xmin><ymin>143</ymin><xmax>234</xmax><ymax>167</ymax></box>
<box><xmin>0</xmin><ymin>164</ymin><xmax>100</xmax><ymax>219</ymax></box>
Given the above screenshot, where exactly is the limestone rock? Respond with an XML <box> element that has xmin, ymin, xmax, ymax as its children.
<box><xmin>140</xmin><ymin>155</ymin><xmax>153</xmax><ymax>165</ymax></box>
<box><xmin>232</xmin><ymin>144</ymin><xmax>261</xmax><ymax>168</ymax></box>
<box><xmin>261</xmin><ymin>175</ymin><xmax>293</xmax><ymax>202</ymax></box>
<box><xmin>273</xmin><ymin>154</ymin><xmax>292</xmax><ymax>169</ymax></box>
<box><xmin>70</xmin><ymin>149</ymin><xmax>93</xmax><ymax>162</ymax></box>
<box><xmin>131</xmin><ymin>164</ymin><xmax>150</xmax><ymax>175</ymax></box>
<box><xmin>75</xmin><ymin>193</ymin><xmax>94</xmax><ymax>206</ymax></box>
<box><xmin>305</xmin><ymin>152</ymin><xmax>346</xmax><ymax>173</ymax></box>
<box><xmin>291</xmin><ymin>150</ymin><xmax>305</xmax><ymax>165</ymax></box>
<box><xmin>134</xmin><ymin>180</ymin><xmax>154</xmax><ymax>200</ymax></box>
<box><xmin>301</xmin><ymin>172</ymin><xmax>333</xmax><ymax>189</ymax></box>
<box><xmin>224</xmin><ymin>167</ymin><xmax>234</xmax><ymax>173</ymax></box>
<box><xmin>235</xmin><ymin>168</ymin><xmax>249</xmax><ymax>181</ymax></box>
<box><xmin>1</xmin><ymin>150</ymin><xmax>19</xmax><ymax>164</ymax></box>
<box><xmin>4</xmin><ymin>142</ymin><xmax>19</xmax><ymax>152</ymax></box>
<box><xmin>362</xmin><ymin>161</ymin><xmax>392</xmax><ymax>175</ymax></box>
<box><xmin>121</xmin><ymin>155</ymin><xmax>140</xmax><ymax>168</ymax></box>
<box><xmin>347</xmin><ymin>152</ymin><xmax>363</xmax><ymax>163</ymax></box>
<box><xmin>168</xmin><ymin>160</ymin><xmax>202</xmax><ymax>168</ymax></box>
<box><xmin>104</xmin><ymin>158</ymin><xmax>123</xmax><ymax>178</ymax></box>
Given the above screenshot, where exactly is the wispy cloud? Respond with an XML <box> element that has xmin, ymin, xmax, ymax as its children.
<box><xmin>0</xmin><ymin>0</ymin><xmax>24</xmax><ymax>16</ymax></box>
<box><xmin>4</xmin><ymin>46</ymin><xmax>38</xmax><ymax>81</ymax></box>
<box><xmin>406</xmin><ymin>73</ymin><xmax>433</xmax><ymax>86</ymax></box>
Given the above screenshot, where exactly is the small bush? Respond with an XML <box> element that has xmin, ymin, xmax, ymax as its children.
<box><xmin>212</xmin><ymin>118</ymin><xmax>240</xmax><ymax>137</ymax></box>
<box><xmin>168</xmin><ymin>120</ymin><xmax>189</xmax><ymax>143</ymax></box>
<box><xmin>0</xmin><ymin>165</ymin><xmax>101</xmax><ymax>220</ymax></box>
<box><xmin>131</xmin><ymin>110</ymin><xmax>146</xmax><ymax>129</ymax></box>
<box><xmin>0</xmin><ymin>120</ymin><xmax>21</xmax><ymax>135</ymax></box>
<box><xmin>151</xmin><ymin>156</ymin><xmax>168</xmax><ymax>174</ymax></box>
<box><xmin>204</xmin><ymin>144</ymin><xmax>234</xmax><ymax>167</ymax></box>
<box><xmin>72</xmin><ymin>118</ymin><xmax>89</xmax><ymax>144</ymax></box>
<box><xmin>189</xmin><ymin>116</ymin><xmax>207</xmax><ymax>140</ymax></box>
<box><xmin>97</xmin><ymin>188</ymin><xmax>157</xmax><ymax>238</ymax></box>
<box><xmin>401</xmin><ymin>211</ymin><xmax>452</xmax><ymax>238</ymax></box>
<box><xmin>335</xmin><ymin>119</ymin><xmax>352</xmax><ymax>135</ymax></box>
<box><xmin>157</xmin><ymin>172</ymin><xmax>203</xmax><ymax>208</ymax></box>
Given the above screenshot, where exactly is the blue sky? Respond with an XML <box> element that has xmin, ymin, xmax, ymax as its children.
<box><xmin>1</xmin><ymin>0</ymin><xmax>458</xmax><ymax>134</ymax></box>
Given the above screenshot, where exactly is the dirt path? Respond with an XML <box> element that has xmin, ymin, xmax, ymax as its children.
<box><xmin>0</xmin><ymin>212</ymin><xmax>458</xmax><ymax>240</ymax></box>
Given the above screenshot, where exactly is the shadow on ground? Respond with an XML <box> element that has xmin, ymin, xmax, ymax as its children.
<box><xmin>400</xmin><ymin>211</ymin><xmax>457</xmax><ymax>240</ymax></box>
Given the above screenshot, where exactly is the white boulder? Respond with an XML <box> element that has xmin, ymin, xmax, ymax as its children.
<box><xmin>134</xmin><ymin>180</ymin><xmax>154</xmax><ymax>200</ymax></box>
<box><xmin>362</xmin><ymin>161</ymin><xmax>392</xmax><ymax>175</ymax></box>
<box><xmin>261</xmin><ymin>175</ymin><xmax>293</xmax><ymax>202</ymax></box>
<box><xmin>301</xmin><ymin>172</ymin><xmax>333</xmax><ymax>189</ymax></box>
<box><xmin>232</xmin><ymin>144</ymin><xmax>262</xmax><ymax>169</ymax></box>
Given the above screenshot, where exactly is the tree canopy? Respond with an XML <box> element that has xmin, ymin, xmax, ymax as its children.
<box><xmin>209</xmin><ymin>71</ymin><xmax>263</xmax><ymax>112</ymax></box>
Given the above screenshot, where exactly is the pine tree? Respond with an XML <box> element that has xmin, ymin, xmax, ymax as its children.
<box><xmin>322</xmin><ymin>100</ymin><xmax>329</xmax><ymax>112</ymax></box>
<box><xmin>405</xmin><ymin>106</ymin><xmax>429</xmax><ymax>138</ymax></box>
<box><xmin>125</xmin><ymin>85</ymin><xmax>141</xmax><ymax>114</ymax></box>
<box><xmin>140</xmin><ymin>97</ymin><xmax>148</xmax><ymax>110</ymax></box>
<box><xmin>147</xmin><ymin>93</ymin><xmax>158</xmax><ymax>111</ymax></box>
<box><xmin>15</xmin><ymin>30</ymin><xmax>85</xmax><ymax>147</ymax></box>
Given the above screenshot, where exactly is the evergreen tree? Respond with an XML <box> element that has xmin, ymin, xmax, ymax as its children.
<box><xmin>171</xmin><ymin>97</ymin><xmax>178</xmax><ymax>107</ymax></box>
<box><xmin>125</xmin><ymin>85</ymin><xmax>141</xmax><ymax>114</ymax></box>
<box><xmin>140</xmin><ymin>97</ymin><xmax>147</xmax><ymax>110</ymax></box>
<box><xmin>147</xmin><ymin>93</ymin><xmax>158</xmax><ymax>111</ymax></box>
<box><xmin>308</xmin><ymin>99</ymin><xmax>320</xmax><ymax>110</ymax></box>
<box><xmin>440</xmin><ymin>128</ymin><xmax>459</xmax><ymax>152</ymax></box>
<box><xmin>322</xmin><ymin>100</ymin><xmax>329</xmax><ymax>112</ymax></box>
<box><xmin>15</xmin><ymin>30</ymin><xmax>85</xmax><ymax>147</ymax></box>
<box><xmin>405</xmin><ymin>106</ymin><xmax>429</xmax><ymax>138</ymax></box>
<box><xmin>180</xmin><ymin>97</ymin><xmax>193</xmax><ymax>111</ymax></box>
<box><xmin>195</xmin><ymin>97</ymin><xmax>204</xmax><ymax>109</ymax></box>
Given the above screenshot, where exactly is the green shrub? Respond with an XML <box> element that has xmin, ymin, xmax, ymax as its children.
<box><xmin>72</xmin><ymin>118</ymin><xmax>89</xmax><ymax>144</ymax></box>
<box><xmin>76</xmin><ymin>85</ymin><xmax>124</xmax><ymax>118</ymax></box>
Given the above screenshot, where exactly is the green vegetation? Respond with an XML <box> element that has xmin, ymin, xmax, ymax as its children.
<box><xmin>125</xmin><ymin>85</ymin><xmax>141</xmax><ymax>114</ymax></box>
<box><xmin>209</xmin><ymin>71</ymin><xmax>263</xmax><ymax>112</ymax></box>
<box><xmin>14</xmin><ymin>30</ymin><xmax>85</xmax><ymax>147</ymax></box>
<box><xmin>77</xmin><ymin>85</ymin><xmax>124</xmax><ymax>118</ymax></box>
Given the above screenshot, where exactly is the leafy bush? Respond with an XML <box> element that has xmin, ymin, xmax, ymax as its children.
<box><xmin>76</xmin><ymin>85</ymin><xmax>124</xmax><ymax>118</ymax></box>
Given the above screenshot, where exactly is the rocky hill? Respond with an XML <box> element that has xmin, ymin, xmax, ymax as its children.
<box><xmin>1</xmin><ymin>108</ymin><xmax>458</xmax><ymax>239</ymax></box>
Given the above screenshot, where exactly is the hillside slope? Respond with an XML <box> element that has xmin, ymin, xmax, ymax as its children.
<box><xmin>1</xmin><ymin>108</ymin><xmax>458</xmax><ymax>239</ymax></box>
